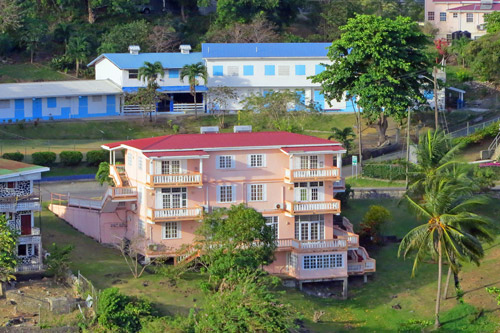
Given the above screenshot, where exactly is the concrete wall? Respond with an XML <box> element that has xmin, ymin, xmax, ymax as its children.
<box><xmin>95</xmin><ymin>58</ymin><xmax>124</xmax><ymax>86</ymax></box>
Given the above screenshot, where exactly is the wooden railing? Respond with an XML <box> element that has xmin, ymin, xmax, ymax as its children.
<box><xmin>285</xmin><ymin>200</ymin><xmax>341</xmax><ymax>215</ymax></box>
<box><xmin>147</xmin><ymin>207</ymin><xmax>202</xmax><ymax>222</ymax></box>
<box><xmin>276</xmin><ymin>238</ymin><xmax>347</xmax><ymax>251</ymax></box>
<box><xmin>109</xmin><ymin>164</ymin><xmax>123</xmax><ymax>187</ymax></box>
<box><xmin>147</xmin><ymin>172</ymin><xmax>202</xmax><ymax>186</ymax></box>
<box><xmin>285</xmin><ymin>167</ymin><xmax>340</xmax><ymax>182</ymax></box>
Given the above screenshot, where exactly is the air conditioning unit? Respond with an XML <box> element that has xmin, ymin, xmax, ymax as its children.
<box><xmin>477</xmin><ymin>24</ymin><xmax>486</xmax><ymax>31</ymax></box>
<box><xmin>200</xmin><ymin>126</ymin><xmax>219</xmax><ymax>134</ymax></box>
<box><xmin>233</xmin><ymin>125</ymin><xmax>252</xmax><ymax>133</ymax></box>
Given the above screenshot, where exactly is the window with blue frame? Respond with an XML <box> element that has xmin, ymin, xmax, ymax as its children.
<box><xmin>47</xmin><ymin>97</ymin><xmax>57</xmax><ymax>108</ymax></box>
<box><xmin>213</xmin><ymin>66</ymin><xmax>223</xmax><ymax>76</ymax></box>
<box><xmin>295</xmin><ymin>65</ymin><xmax>306</xmax><ymax>76</ymax></box>
<box><xmin>169</xmin><ymin>69</ymin><xmax>179</xmax><ymax>78</ymax></box>
<box><xmin>315</xmin><ymin>65</ymin><xmax>325</xmax><ymax>75</ymax></box>
<box><xmin>264</xmin><ymin>65</ymin><xmax>275</xmax><ymax>76</ymax></box>
<box><xmin>243</xmin><ymin>65</ymin><xmax>254</xmax><ymax>76</ymax></box>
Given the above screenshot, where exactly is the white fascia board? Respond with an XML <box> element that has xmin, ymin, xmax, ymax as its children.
<box><xmin>0</xmin><ymin>167</ymin><xmax>50</xmax><ymax>181</ymax></box>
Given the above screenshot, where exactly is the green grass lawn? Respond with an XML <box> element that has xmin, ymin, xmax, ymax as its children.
<box><xmin>0</xmin><ymin>63</ymin><xmax>71</xmax><ymax>83</ymax></box>
<box><xmin>40</xmin><ymin>199</ymin><xmax>500</xmax><ymax>331</ymax></box>
<box><xmin>346</xmin><ymin>177</ymin><xmax>406</xmax><ymax>188</ymax></box>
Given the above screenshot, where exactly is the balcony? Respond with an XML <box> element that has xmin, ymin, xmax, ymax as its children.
<box><xmin>285</xmin><ymin>167</ymin><xmax>340</xmax><ymax>183</ymax></box>
<box><xmin>284</xmin><ymin>200</ymin><xmax>341</xmax><ymax>215</ymax></box>
<box><xmin>147</xmin><ymin>173</ymin><xmax>202</xmax><ymax>187</ymax></box>
<box><xmin>0</xmin><ymin>200</ymin><xmax>41</xmax><ymax>212</ymax></box>
<box><xmin>276</xmin><ymin>238</ymin><xmax>347</xmax><ymax>252</ymax></box>
<box><xmin>333</xmin><ymin>227</ymin><xmax>359</xmax><ymax>247</ymax></box>
<box><xmin>108</xmin><ymin>187</ymin><xmax>137</xmax><ymax>201</ymax></box>
<box><xmin>147</xmin><ymin>206</ymin><xmax>203</xmax><ymax>223</ymax></box>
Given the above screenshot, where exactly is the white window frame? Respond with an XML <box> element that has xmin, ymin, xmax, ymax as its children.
<box><xmin>138</xmin><ymin>157</ymin><xmax>143</xmax><ymax>170</ymax></box>
<box><xmin>248</xmin><ymin>184</ymin><xmax>266</xmax><ymax>202</ymax></box>
<box><xmin>127</xmin><ymin>152</ymin><xmax>133</xmax><ymax>166</ymax></box>
<box><xmin>265</xmin><ymin>216</ymin><xmax>279</xmax><ymax>239</ymax></box>
<box><xmin>163</xmin><ymin>221</ymin><xmax>181</xmax><ymax>239</ymax></box>
<box><xmin>138</xmin><ymin>219</ymin><xmax>145</xmax><ymax>236</ymax></box>
<box><xmin>248</xmin><ymin>154</ymin><xmax>266</xmax><ymax>168</ymax></box>
<box><xmin>217</xmin><ymin>185</ymin><xmax>235</xmax><ymax>203</ymax></box>
<box><xmin>303</xmin><ymin>253</ymin><xmax>343</xmax><ymax>270</ymax></box>
<box><xmin>217</xmin><ymin>155</ymin><xmax>235</xmax><ymax>169</ymax></box>
<box><xmin>0</xmin><ymin>100</ymin><xmax>11</xmax><ymax>109</ymax></box>
<box><xmin>466</xmin><ymin>13</ymin><xmax>473</xmax><ymax>22</ymax></box>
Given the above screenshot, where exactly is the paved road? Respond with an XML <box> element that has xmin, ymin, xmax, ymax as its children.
<box><xmin>39</xmin><ymin>180</ymin><xmax>106</xmax><ymax>201</ymax></box>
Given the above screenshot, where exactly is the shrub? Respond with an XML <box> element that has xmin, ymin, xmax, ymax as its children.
<box><xmin>59</xmin><ymin>151</ymin><xmax>83</xmax><ymax>166</ymax></box>
<box><xmin>50</xmin><ymin>55</ymin><xmax>74</xmax><ymax>71</ymax></box>
<box><xmin>359</xmin><ymin>205</ymin><xmax>392</xmax><ymax>245</ymax></box>
<box><xmin>335</xmin><ymin>183</ymin><xmax>352</xmax><ymax>208</ymax></box>
<box><xmin>45</xmin><ymin>243</ymin><xmax>74</xmax><ymax>284</ymax></box>
<box><xmin>96</xmin><ymin>162</ymin><xmax>113</xmax><ymax>186</ymax></box>
<box><xmin>362</xmin><ymin>163</ymin><xmax>406</xmax><ymax>180</ymax></box>
<box><xmin>454</xmin><ymin>121</ymin><xmax>500</xmax><ymax>147</ymax></box>
<box><xmin>98</xmin><ymin>287</ymin><xmax>153</xmax><ymax>332</ymax></box>
<box><xmin>86</xmin><ymin>150</ymin><xmax>107</xmax><ymax>166</ymax></box>
<box><xmin>455</xmin><ymin>69</ymin><xmax>473</xmax><ymax>82</ymax></box>
<box><xmin>2</xmin><ymin>152</ymin><xmax>24</xmax><ymax>162</ymax></box>
<box><xmin>32</xmin><ymin>152</ymin><xmax>56</xmax><ymax>166</ymax></box>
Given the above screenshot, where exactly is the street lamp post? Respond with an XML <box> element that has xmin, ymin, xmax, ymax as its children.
<box><xmin>420</xmin><ymin>68</ymin><xmax>439</xmax><ymax>130</ymax></box>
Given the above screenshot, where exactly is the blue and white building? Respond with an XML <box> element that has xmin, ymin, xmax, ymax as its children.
<box><xmin>0</xmin><ymin>80</ymin><xmax>123</xmax><ymax>122</ymax></box>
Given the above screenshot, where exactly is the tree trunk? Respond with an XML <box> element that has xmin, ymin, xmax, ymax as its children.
<box><xmin>193</xmin><ymin>88</ymin><xmax>198</xmax><ymax>118</ymax></box>
<box><xmin>435</xmin><ymin>239</ymin><xmax>442</xmax><ymax>329</ymax></box>
<box><xmin>180</xmin><ymin>5</ymin><xmax>186</xmax><ymax>22</ymax></box>
<box><xmin>443</xmin><ymin>266</ymin><xmax>452</xmax><ymax>300</ymax></box>
<box><xmin>376</xmin><ymin>112</ymin><xmax>388</xmax><ymax>146</ymax></box>
<box><xmin>454</xmin><ymin>271</ymin><xmax>461</xmax><ymax>296</ymax></box>
<box><xmin>30</xmin><ymin>48</ymin><xmax>34</xmax><ymax>64</ymax></box>
<box><xmin>0</xmin><ymin>282</ymin><xmax>4</xmax><ymax>298</ymax></box>
<box><xmin>75</xmin><ymin>60</ymin><xmax>79</xmax><ymax>78</ymax></box>
<box><xmin>352</xmin><ymin>101</ymin><xmax>363</xmax><ymax>167</ymax></box>
<box><xmin>87</xmin><ymin>0</ymin><xmax>96</xmax><ymax>24</ymax></box>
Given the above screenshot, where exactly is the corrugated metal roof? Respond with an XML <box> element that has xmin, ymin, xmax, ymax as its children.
<box><xmin>281</xmin><ymin>146</ymin><xmax>345</xmax><ymax>154</ymax></box>
<box><xmin>0</xmin><ymin>80</ymin><xmax>123</xmax><ymax>100</ymax></box>
<box><xmin>448</xmin><ymin>3</ymin><xmax>500</xmax><ymax>10</ymax></box>
<box><xmin>143</xmin><ymin>150</ymin><xmax>209</xmax><ymax>158</ymax></box>
<box><xmin>102</xmin><ymin>132</ymin><xmax>342</xmax><ymax>151</ymax></box>
<box><xmin>0</xmin><ymin>158</ymin><xmax>49</xmax><ymax>178</ymax></box>
<box><xmin>122</xmin><ymin>86</ymin><xmax>208</xmax><ymax>93</ymax></box>
<box><xmin>202</xmin><ymin>43</ymin><xmax>331</xmax><ymax>58</ymax></box>
<box><xmin>88</xmin><ymin>52</ymin><xmax>203</xmax><ymax>69</ymax></box>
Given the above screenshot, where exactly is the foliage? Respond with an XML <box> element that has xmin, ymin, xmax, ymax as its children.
<box><xmin>86</xmin><ymin>150</ymin><xmax>108</xmax><ymax>166</ymax></box>
<box><xmin>312</xmin><ymin>14</ymin><xmax>430</xmax><ymax>145</ymax></box>
<box><xmin>98</xmin><ymin>287</ymin><xmax>154</xmax><ymax>333</ymax></box>
<box><xmin>50</xmin><ymin>55</ymin><xmax>74</xmax><ymax>71</ymax></box>
<box><xmin>398</xmin><ymin>319</ymin><xmax>432</xmax><ymax>332</ymax></box>
<box><xmin>317</xmin><ymin>0</ymin><xmax>360</xmax><ymax>41</ymax></box>
<box><xmin>116</xmin><ymin>236</ymin><xmax>159</xmax><ymax>279</ymax></box>
<box><xmin>148</xmin><ymin>25</ymin><xmax>180</xmax><ymax>53</ymax></box>
<box><xmin>334</xmin><ymin>183</ymin><xmax>352</xmax><ymax>208</ymax></box>
<box><xmin>96</xmin><ymin>162</ymin><xmax>113</xmax><ymax>186</ymax></box>
<box><xmin>0</xmin><ymin>215</ymin><xmax>18</xmax><ymax>285</ymax></box>
<box><xmin>32</xmin><ymin>151</ymin><xmax>57</xmax><ymax>166</ymax></box>
<box><xmin>45</xmin><ymin>243</ymin><xmax>74</xmax><ymax>284</ymax></box>
<box><xmin>328</xmin><ymin>127</ymin><xmax>355</xmax><ymax>155</ymax></box>
<box><xmin>2</xmin><ymin>152</ymin><xmax>24</xmax><ymax>161</ymax></box>
<box><xmin>59</xmin><ymin>151</ymin><xmax>83</xmax><ymax>166</ymax></box>
<box><xmin>20</xmin><ymin>18</ymin><xmax>48</xmax><ymax>63</ymax></box>
<box><xmin>0</xmin><ymin>0</ymin><xmax>22</xmax><ymax>33</ymax></box>
<box><xmin>473</xmin><ymin>166</ymin><xmax>500</xmax><ymax>191</ymax></box>
<box><xmin>180</xmin><ymin>62</ymin><xmax>207</xmax><ymax>117</ymax></box>
<box><xmin>189</xmin><ymin>270</ymin><xmax>298</xmax><ymax>332</ymax></box>
<box><xmin>484</xmin><ymin>11</ymin><xmax>500</xmax><ymax>34</ymax></box>
<box><xmin>450</xmin><ymin>37</ymin><xmax>470</xmax><ymax>68</ymax></box>
<box><xmin>241</xmin><ymin>90</ymin><xmax>315</xmax><ymax>132</ymax></box>
<box><xmin>486</xmin><ymin>287</ymin><xmax>500</xmax><ymax>305</ymax></box>
<box><xmin>453</xmin><ymin>121</ymin><xmax>500</xmax><ymax>146</ymax></box>
<box><xmin>98</xmin><ymin>20</ymin><xmax>151</xmax><ymax>54</ymax></box>
<box><xmin>363</xmin><ymin>163</ymin><xmax>406</xmax><ymax>180</ymax></box>
<box><xmin>126</xmin><ymin>84</ymin><xmax>162</xmax><ymax>122</ymax></box>
<box><xmin>465</xmin><ymin>31</ymin><xmax>500</xmax><ymax>84</ymax></box>
<box><xmin>66</xmin><ymin>35</ymin><xmax>90</xmax><ymax>77</ymax></box>
<box><xmin>207</xmin><ymin>86</ymin><xmax>238</xmax><ymax>128</ymax></box>
<box><xmin>359</xmin><ymin>205</ymin><xmax>391</xmax><ymax>244</ymax></box>
<box><xmin>138</xmin><ymin>61</ymin><xmax>165</xmax><ymax>88</ymax></box>
<box><xmin>205</xmin><ymin>16</ymin><xmax>279</xmax><ymax>43</ymax></box>
<box><xmin>195</xmin><ymin>204</ymin><xmax>276</xmax><ymax>288</ymax></box>
<box><xmin>455</xmin><ymin>68</ymin><xmax>473</xmax><ymax>82</ymax></box>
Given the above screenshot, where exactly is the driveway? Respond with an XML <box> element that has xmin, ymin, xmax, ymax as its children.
<box><xmin>39</xmin><ymin>180</ymin><xmax>107</xmax><ymax>201</ymax></box>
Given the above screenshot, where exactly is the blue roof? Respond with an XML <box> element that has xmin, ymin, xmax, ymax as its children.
<box><xmin>88</xmin><ymin>52</ymin><xmax>203</xmax><ymax>69</ymax></box>
<box><xmin>202</xmin><ymin>43</ymin><xmax>331</xmax><ymax>58</ymax></box>
<box><xmin>123</xmin><ymin>86</ymin><xmax>208</xmax><ymax>93</ymax></box>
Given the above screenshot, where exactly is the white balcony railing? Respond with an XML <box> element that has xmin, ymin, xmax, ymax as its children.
<box><xmin>275</xmin><ymin>238</ymin><xmax>347</xmax><ymax>251</ymax></box>
<box><xmin>147</xmin><ymin>207</ymin><xmax>202</xmax><ymax>222</ymax></box>
<box><xmin>68</xmin><ymin>197</ymin><xmax>103</xmax><ymax>210</ymax></box>
<box><xmin>285</xmin><ymin>200</ymin><xmax>340</xmax><ymax>215</ymax></box>
<box><xmin>365</xmin><ymin>260</ymin><xmax>376</xmax><ymax>270</ymax></box>
<box><xmin>0</xmin><ymin>201</ymin><xmax>41</xmax><ymax>212</ymax></box>
<box><xmin>109</xmin><ymin>187</ymin><xmax>137</xmax><ymax>198</ymax></box>
<box><xmin>149</xmin><ymin>173</ymin><xmax>202</xmax><ymax>186</ymax></box>
<box><xmin>285</xmin><ymin>167</ymin><xmax>340</xmax><ymax>182</ymax></box>
<box><xmin>348</xmin><ymin>263</ymin><xmax>364</xmax><ymax>272</ymax></box>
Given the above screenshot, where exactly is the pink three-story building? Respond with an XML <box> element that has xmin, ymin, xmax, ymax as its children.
<box><xmin>49</xmin><ymin>128</ymin><xmax>375</xmax><ymax>294</ymax></box>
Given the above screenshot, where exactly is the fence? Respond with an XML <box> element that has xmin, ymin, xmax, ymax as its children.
<box><xmin>449</xmin><ymin>116</ymin><xmax>500</xmax><ymax>138</ymax></box>
<box><xmin>75</xmin><ymin>271</ymin><xmax>99</xmax><ymax>308</ymax></box>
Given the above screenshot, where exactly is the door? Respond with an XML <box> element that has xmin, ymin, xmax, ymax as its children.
<box><xmin>20</xmin><ymin>214</ymin><xmax>31</xmax><ymax>236</ymax></box>
<box><xmin>161</xmin><ymin>160</ymin><xmax>180</xmax><ymax>174</ymax></box>
<box><xmin>162</xmin><ymin>188</ymin><xmax>187</xmax><ymax>209</ymax></box>
<box><xmin>32</xmin><ymin>98</ymin><xmax>42</xmax><ymax>118</ymax></box>
<box><xmin>314</xmin><ymin>90</ymin><xmax>325</xmax><ymax>111</ymax></box>
<box><xmin>295</xmin><ymin>215</ymin><xmax>324</xmax><ymax>241</ymax></box>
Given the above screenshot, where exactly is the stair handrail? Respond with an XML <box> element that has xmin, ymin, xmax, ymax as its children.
<box><xmin>488</xmin><ymin>131</ymin><xmax>500</xmax><ymax>152</ymax></box>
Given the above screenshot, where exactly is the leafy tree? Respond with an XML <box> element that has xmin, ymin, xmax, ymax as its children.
<box><xmin>466</xmin><ymin>31</ymin><xmax>500</xmax><ymax>84</ymax></box>
<box><xmin>328</xmin><ymin>127</ymin><xmax>355</xmax><ymax>155</ymax></box>
<box><xmin>207</xmin><ymin>86</ymin><xmax>238</xmax><ymax>128</ymax></box>
<box><xmin>126</xmin><ymin>83</ymin><xmax>162</xmax><ymax>123</ymax></box>
<box><xmin>96</xmin><ymin>162</ymin><xmax>113</xmax><ymax>186</ymax></box>
<box><xmin>450</xmin><ymin>37</ymin><xmax>470</xmax><ymax>68</ymax></box>
<box><xmin>20</xmin><ymin>18</ymin><xmax>48</xmax><ymax>63</ymax></box>
<box><xmin>399</xmin><ymin>178</ymin><xmax>493</xmax><ymax>328</ymax></box>
<box><xmin>359</xmin><ymin>205</ymin><xmax>391</xmax><ymax>244</ymax></box>
<box><xmin>334</xmin><ymin>183</ymin><xmax>352</xmax><ymax>208</ymax></box>
<box><xmin>98</xmin><ymin>287</ymin><xmax>153</xmax><ymax>332</ymax></box>
<box><xmin>98</xmin><ymin>20</ymin><xmax>151</xmax><ymax>54</ymax></box>
<box><xmin>45</xmin><ymin>243</ymin><xmax>74</xmax><ymax>284</ymax></box>
<box><xmin>66</xmin><ymin>35</ymin><xmax>90</xmax><ymax>77</ymax></box>
<box><xmin>206</xmin><ymin>16</ymin><xmax>279</xmax><ymax>43</ymax></box>
<box><xmin>148</xmin><ymin>25</ymin><xmax>180</xmax><ymax>53</ymax></box>
<box><xmin>484</xmin><ymin>11</ymin><xmax>500</xmax><ymax>34</ymax></box>
<box><xmin>0</xmin><ymin>215</ymin><xmax>18</xmax><ymax>298</ymax></box>
<box><xmin>317</xmin><ymin>0</ymin><xmax>360</xmax><ymax>41</ymax></box>
<box><xmin>179</xmin><ymin>62</ymin><xmax>207</xmax><ymax>118</ymax></box>
<box><xmin>53</xmin><ymin>22</ymin><xmax>74</xmax><ymax>52</ymax></box>
<box><xmin>195</xmin><ymin>204</ymin><xmax>276</xmax><ymax>288</ymax></box>
<box><xmin>312</xmin><ymin>14</ymin><xmax>430</xmax><ymax>146</ymax></box>
<box><xmin>138</xmin><ymin>61</ymin><xmax>165</xmax><ymax>88</ymax></box>
<box><xmin>0</xmin><ymin>0</ymin><xmax>22</xmax><ymax>33</ymax></box>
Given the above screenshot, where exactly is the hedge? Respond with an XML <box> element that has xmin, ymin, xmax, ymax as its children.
<box><xmin>453</xmin><ymin>121</ymin><xmax>500</xmax><ymax>147</ymax></box>
<box><xmin>362</xmin><ymin>163</ymin><xmax>406</xmax><ymax>180</ymax></box>
<box><xmin>32</xmin><ymin>152</ymin><xmax>57</xmax><ymax>166</ymax></box>
<box><xmin>2</xmin><ymin>152</ymin><xmax>24</xmax><ymax>162</ymax></box>
<box><xmin>86</xmin><ymin>150</ymin><xmax>108</xmax><ymax>166</ymax></box>
<box><xmin>59</xmin><ymin>151</ymin><xmax>83</xmax><ymax>166</ymax></box>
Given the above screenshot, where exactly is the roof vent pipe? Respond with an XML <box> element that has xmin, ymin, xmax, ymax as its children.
<box><xmin>128</xmin><ymin>45</ymin><xmax>140</xmax><ymax>55</ymax></box>
<box><xmin>180</xmin><ymin>45</ymin><xmax>192</xmax><ymax>54</ymax></box>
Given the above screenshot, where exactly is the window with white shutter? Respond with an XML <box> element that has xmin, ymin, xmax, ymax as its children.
<box><xmin>248</xmin><ymin>184</ymin><xmax>266</xmax><ymax>201</ymax></box>
<box><xmin>278</xmin><ymin>65</ymin><xmax>290</xmax><ymax>76</ymax></box>
<box><xmin>248</xmin><ymin>154</ymin><xmax>265</xmax><ymax>167</ymax></box>
<box><xmin>227</xmin><ymin>66</ymin><xmax>239</xmax><ymax>76</ymax></box>
<box><xmin>218</xmin><ymin>185</ymin><xmax>235</xmax><ymax>203</ymax></box>
<box><xmin>217</xmin><ymin>155</ymin><xmax>235</xmax><ymax>169</ymax></box>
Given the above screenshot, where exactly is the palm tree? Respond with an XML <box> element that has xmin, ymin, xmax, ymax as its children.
<box><xmin>138</xmin><ymin>61</ymin><xmax>165</xmax><ymax>88</ymax></box>
<box><xmin>67</xmin><ymin>36</ymin><xmax>90</xmax><ymax>78</ymax></box>
<box><xmin>399</xmin><ymin>178</ymin><xmax>493</xmax><ymax>328</ymax></box>
<box><xmin>328</xmin><ymin>127</ymin><xmax>355</xmax><ymax>155</ymax></box>
<box><xmin>180</xmin><ymin>62</ymin><xmax>208</xmax><ymax>118</ymax></box>
<box><xmin>450</xmin><ymin>37</ymin><xmax>470</xmax><ymax>68</ymax></box>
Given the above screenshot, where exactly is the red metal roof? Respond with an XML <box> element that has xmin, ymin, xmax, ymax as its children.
<box><xmin>281</xmin><ymin>146</ymin><xmax>345</xmax><ymax>154</ymax></box>
<box><xmin>448</xmin><ymin>3</ymin><xmax>500</xmax><ymax>10</ymax></box>
<box><xmin>143</xmin><ymin>150</ymin><xmax>208</xmax><ymax>158</ymax></box>
<box><xmin>103</xmin><ymin>132</ymin><xmax>342</xmax><ymax>151</ymax></box>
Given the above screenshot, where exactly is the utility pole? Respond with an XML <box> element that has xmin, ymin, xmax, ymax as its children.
<box><xmin>405</xmin><ymin>107</ymin><xmax>411</xmax><ymax>189</ymax></box>
<box><xmin>433</xmin><ymin>66</ymin><xmax>439</xmax><ymax>130</ymax></box>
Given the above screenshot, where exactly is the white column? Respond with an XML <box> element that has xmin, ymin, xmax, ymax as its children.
<box><xmin>336</xmin><ymin>153</ymin><xmax>342</xmax><ymax>168</ymax></box>
<box><xmin>199</xmin><ymin>159</ymin><xmax>203</xmax><ymax>174</ymax></box>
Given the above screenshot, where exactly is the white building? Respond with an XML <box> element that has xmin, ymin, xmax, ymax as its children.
<box><xmin>425</xmin><ymin>0</ymin><xmax>500</xmax><ymax>40</ymax></box>
<box><xmin>0</xmin><ymin>159</ymin><xmax>49</xmax><ymax>272</ymax></box>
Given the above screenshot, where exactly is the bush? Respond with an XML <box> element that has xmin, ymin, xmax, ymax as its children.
<box><xmin>335</xmin><ymin>183</ymin><xmax>352</xmax><ymax>208</ymax></box>
<box><xmin>2</xmin><ymin>152</ymin><xmax>24</xmax><ymax>162</ymax></box>
<box><xmin>59</xmin><ymin>151</ymin><xmax>83</xmax><ymax>166</ymax></box>
<box><xmin>454</xmin><ymin>121</ymin><xmax>500</xmax><ymax>147</ymax></box>
<box><xmin>362</xmin><ymin>163</ymin><xmax>406</xmax><ymax>180</ymax></box>
<box><xmin>86</xmin><ymin>150</ymin><xmax>107</xmax><ymax>166</ymax></box>
<box><xmin>49</xmin><ymin>55</ymin><xmax>74</xmax><ymax>71</ymax></box>
<box><xmin>455</xmin><ymin>69</ymin><xmax>473</xmax><ymax>82</ymax></box>
<box><xmin>98</xmin><ymin>287</ymin><xmax>153</xmax><ymax>332</ymax></box>
<box><xmin>45</xmin><ymin>243</ymin><xmax>74</xmax><ymax>284</ymax></box>
<box><xmin>359</xmin><ymin>205</ymin><xmax>392</xmax><ymax>245</ymax></box>
<box><xmin>32</xmin><ymin>152</ymin><xmax>56</xmax><ymax>166</ymax></box>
